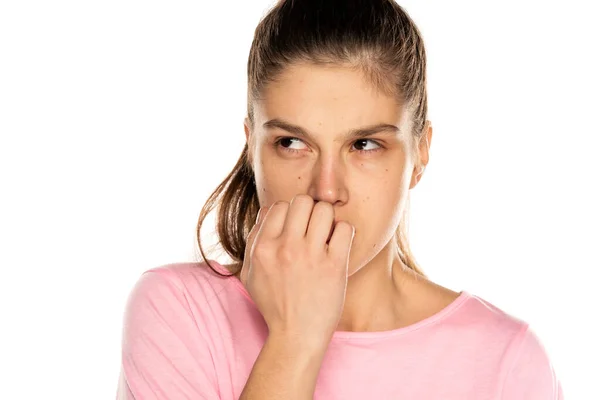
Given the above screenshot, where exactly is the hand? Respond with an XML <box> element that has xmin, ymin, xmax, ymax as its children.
<box><xmin>239</xmin><ymin>194</ymin><xmax>355</xmax><ymax>347</ymax></box>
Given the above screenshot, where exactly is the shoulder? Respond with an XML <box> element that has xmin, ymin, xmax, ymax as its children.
<box><xmin>453</xmin><ymin>292</ymin><xmax>563</xmax><ymax>399</ymax></box>
<box><xmin>446</xmin><ymin>291</ymin><xmax>529</xmax><ymax>340</ymax></box>
<box><xmin>499</xmin><ymin>323</ymin><xmax>563</xmax><ymax>399</ymax></box>
<box><xmin>435</xmin><ymin>291</ymin><xmax>533</xmax><ymax>363</ymax></box>
<box><xmin>125</xmin><ymin>260</ymin><xmax>245</xmax><ymax>313</ymax></box>
<box><xmin>144</xmin><ymin>259</ymin><xmax>237</xmax><ymax>290</ymax></box>
<box><xmin>119</xmin><ymin>262</ymin><xmax>232</xmax><ymax>398</ymax></box>
<box><xmin>121</xmin><ymin>260</ymin><xmax>252</xmax><ymax>337</ymax></box>
<box><xmin>144</xmin><ymin>259</ymin><xmax>235</xmax><ymax>286</ymax></box>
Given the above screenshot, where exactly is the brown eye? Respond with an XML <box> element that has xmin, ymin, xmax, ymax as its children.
<box><xmin>275</xmin><ymin>137</ymin><xmax>306</xmax><ymax>154</ymax></box>
<box><xmin>352</xmin><ymin>139</ymin><xmax>382</xmax><ymax>154</ymax></box>
<box><xmin>275</xmin><ymin>137</ymin><xmax>383</xmax><ymax>155</ymax></box>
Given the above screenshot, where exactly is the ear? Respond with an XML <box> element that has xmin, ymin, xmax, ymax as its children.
<box><xmin>244</xmin><ymin>117</ymin><xmax>253</xmax><ymax>165</ymax></box>
<box><xmin>244</xmin><ymin>116</ymin><xmax>251</xmax><ymax>142</ymax></box>
<box><xmin>409</xmin><ymin>120</ymin><xmax>433</xmax><ymax>189</ymax></box>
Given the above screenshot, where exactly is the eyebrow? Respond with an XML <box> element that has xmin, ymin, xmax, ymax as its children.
<box><xmin>262</xmin><ymin>118</ymin><xmax>401</xmax><ymax>142</ymax></box>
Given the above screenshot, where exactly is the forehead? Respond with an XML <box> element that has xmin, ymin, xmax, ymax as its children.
<box><xmin>256</xmin><ymin>63</ymin><xmax>409</xmax><ymax>134</ymax></box>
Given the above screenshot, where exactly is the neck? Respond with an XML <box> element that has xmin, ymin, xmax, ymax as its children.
<box><xmin>336</xmin><ymin>240</ymin><xmax>423</xmax><ymax>333</ymax></box>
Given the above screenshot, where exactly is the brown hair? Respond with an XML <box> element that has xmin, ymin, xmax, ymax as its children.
<box><xmin>196</xmin><ymin>0</ymin><xmax>428</xmax><ymax>278</ymax></box>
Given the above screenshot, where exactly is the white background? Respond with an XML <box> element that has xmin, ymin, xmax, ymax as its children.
<box><xmin>1</xmin><ymin>0</ymin><xmax>598</xmax><ymax>398</ymax></box>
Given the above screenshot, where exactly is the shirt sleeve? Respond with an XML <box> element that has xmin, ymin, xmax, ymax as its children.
<box><xmin>116</xmin><ymin>270</ymin><xmax>221</xmax><ymax>400</ymax></box>
<box><xmin>501</xmin><ymin>324</ymin><xmax>564</xmax><ymax>400</ymax></box>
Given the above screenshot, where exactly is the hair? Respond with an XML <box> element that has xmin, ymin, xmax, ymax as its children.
<box><xmin>196</xmin><ymin>0</ymin><xmax>428</xmax><ymax>278</ymax></box>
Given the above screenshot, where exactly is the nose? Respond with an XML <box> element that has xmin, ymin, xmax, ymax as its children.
<box><xmin>307</xmin><ymin>155</ymin><xmax>347</xmax><ymax>205</ymax></box>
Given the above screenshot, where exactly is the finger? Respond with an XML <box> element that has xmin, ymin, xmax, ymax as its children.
<box><xmin>306</xmin><ymin>201</ymin><xmax>335</xmax><ymax>247</ymax></box>
<box><xmin>326</xmin><ymin>221</ymin><xmax>355</xmax><ymax>265</ymax></box>
<box><xmin>240</xmin><ymin>206</ymin><xmax>266</xmax><ymax>286</ymax></box>
<box><xmin>281</xmin><ymin>194</ymin><xmax>314</xmax><ymax>239</ymax></box>
<box><xmin>259</xmin><ymin>201</ymin><xmax>289</xmax><ymax>239</ymax></box>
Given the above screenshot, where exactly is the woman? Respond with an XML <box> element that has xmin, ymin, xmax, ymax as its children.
<box><xmin>117</xmin><ymin>1</ymin><xmax>563</xmax><ymax>398</ymax></box>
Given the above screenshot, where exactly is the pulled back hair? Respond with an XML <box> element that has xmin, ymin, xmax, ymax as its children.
<box><xmin>197</xmin><ymin>0</ymin><xmax>428</xmax><ymax>278</ymax></box>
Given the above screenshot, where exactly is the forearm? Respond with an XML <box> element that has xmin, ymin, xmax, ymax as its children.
<box><xmin>239</xmin><ymin>334</ymin><xmax>328</xmax><ymax>400</ymax></box>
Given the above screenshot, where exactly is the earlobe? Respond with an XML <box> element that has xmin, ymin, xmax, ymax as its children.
<box><xmin>410</xmin><ymin>165</ymin><xmax>425</xmax><ymax>189</ymax></box>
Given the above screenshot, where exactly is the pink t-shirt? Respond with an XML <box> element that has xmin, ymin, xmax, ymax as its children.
<box><xmin>116</xmin><ymin>260</ymin><xmax>563</xmax><ymax>399</ymax></box>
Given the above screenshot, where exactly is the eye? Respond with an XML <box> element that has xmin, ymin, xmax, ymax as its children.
<box><xmin>274</xmin><ymin>137</ymin><xmax>383</xmax><ymax>155</ymax></box>
<box><xmin>275</xmin><ymin>137</ymin><xmax>307</xmax><ymax>153</ymax></box>
<box><xmin>352</xmin><ymin>139</ymin><xmax>383</xmax><ymax>154</ymax></box>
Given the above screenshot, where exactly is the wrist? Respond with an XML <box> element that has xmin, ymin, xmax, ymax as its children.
<box><xmin>267</xmin><ymin>330</ymin><xmax>331</xmax><ymax>354</ymax></box>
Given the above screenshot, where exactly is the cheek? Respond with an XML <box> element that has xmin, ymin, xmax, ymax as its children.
<box><xmin>254</xmin><ymin>161</ymin><xmax>305</xmax><ymax>204</ymax></box>
<box><xmin>355</xmin><ymin>166</ymin><xmax>406</xmax><ymax>200</ymax></box>
<box><xmin>359</xmin><ymin>189</ymin><xmax>404</xmax><ymax>228</ymax></box>
<box><xmin>353</xmin><ymin>173</ymin><xmax>407</xmax><ymax>235</ymax></box>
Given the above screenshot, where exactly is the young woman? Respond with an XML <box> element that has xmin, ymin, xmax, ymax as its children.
<box><xmin>117</xmin><ymin>1</ymin><xmax>563</xmax><ymax>399</ymax></box>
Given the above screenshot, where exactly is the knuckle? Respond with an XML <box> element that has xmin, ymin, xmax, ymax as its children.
<box><xmin>308</xmin><ymin>244</ymin><xmax>326</xmax><ymax>258</ymax></box>
<box><xmin>280</xmin><ymin>234</ymin><xmax>298</xmax><ymax>249</ymax></box>
<box><xmin>276</xmin><ymin>246</ymin><xmax>295</xmax><ymax>264</ymax></box>
<box><xmin>252</xmin><ymin>240</ymin><xmax>269</xmax><ymax>259</ymax></box>
<box><xmin>321</xmin><ymin>258</ymin><xmax>339</xmax><ymax>272</ymax></box>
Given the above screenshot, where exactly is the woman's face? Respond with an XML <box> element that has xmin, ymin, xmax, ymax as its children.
<box><xmin>244</xmin><ymin>63</ymin><xmax>430</xmax><ymax>275</ymax></box>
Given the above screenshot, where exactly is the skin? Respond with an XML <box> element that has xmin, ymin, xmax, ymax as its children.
<box><xmin>242</xmin><ymin>62</ymin><xmax>460</xmax><ymax>333</ymax></box>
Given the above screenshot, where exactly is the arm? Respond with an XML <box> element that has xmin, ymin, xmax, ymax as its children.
<box><xmin>116</xmin><ymin>270</ymin><xmax>221</xmax><ymax>400</ymax></box>
<box><xmin>501</xmin><ymin>324</ymin><xmax>564</xmax><ymax>400</ymax></box>
<box><xmin>239</xmin><ymin>334</ymin><xmax>329</xmax><ymax>400</ymax></box>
